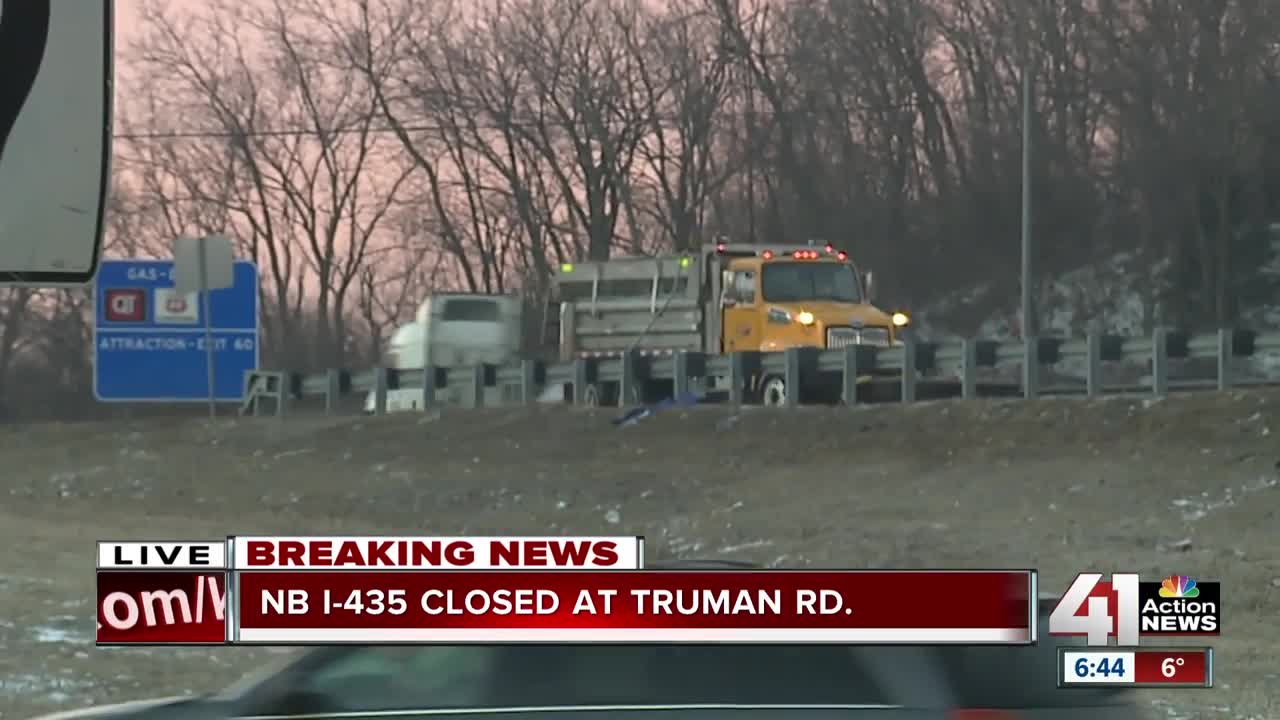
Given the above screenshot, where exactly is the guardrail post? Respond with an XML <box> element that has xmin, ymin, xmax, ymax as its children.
<box><xmin>728</xmin><ymin>352</ymin><xmax>746</xmax><ymax>406</ymax></box>
<box><xmin>421</xmin><ymin>366</ymin><xmax>436</xmax><ymax>408</ymax></box>
<box><xmin>1022</xmin><ymin>336</ymin><xmax>1039</xmax><ymax>399</ymax></box>
<box><xmin>282</xmin><ymin>373</ymin><xmax>295</xmax><ymax>417</ymax></box>
<box><xmin>468</xmin><ymin>365</ymin><xmax>485</xmax><ymax>408</ymax></box>
<box><xmin>783</xmin><ymin>348</ymin><xmax>802</xmax><ymax>408</ymax></box>
<box><xmin>901</xmin><ymin>338</ymin><xmax>917</xmax><ymax>403</ymax></box>
<box><xmin>1217</xmin><ymin>328</ymin><xmax>1233</xmax><ymax>391</ymax></box>
<box><xmin>287</xmin><ymin>372</ymin><xmax>302</xmax><ymax>417</ymax></box>
<box><xmin>241</xmin><ymin>371</ymin><xmax>257</xmax><ymax>416</ymax></box>
<box><xmin>519</xmin><ymin>359</ymin><xmax>539</xmax><ymax>405</ymax></box>
<box><xmin>1151</xmin><ymin>327</ymin><xmax>1168</xmax><ymax>398</ymax></box>
<box><xmin>271</xmin><ymin>373</ymin><xmax>288</xmax><ymax>418</ymax></box>
<box><xmin>1085</xmin><ymin>330</ymin><xmax>1101</xmax><ymax>397</ymax></box>
<box><xmin>841</xmin><ymin>346</ymin><xmax>860</xmax><ymax>405</ymax></box>
<box><xmin>373</xmin><ymin>367</ymin><xmax>389</xmax><ymax>415</ymax></box>
<box><xmin>620</xmin><ymin>351</ymin><xmax>640</xmax><ymax>406</ymax></box>
<box><xmin>324</xmin><ymin>369</ymin><xmax>341</xmax><ymax>414</ymax></box>
<box><xmin>674</xmin><ymin>352</ymin><xmax>691</xmax><ymax>398</ymax></box>
<box><xmin>959</xmin><ymin>339</ymin><xmax>977</xmax><ymax>400</ymax></box>
<box><xmin>572</xmin><ymin>357</ymin><xmax>591</xmax><ymax>406</ymax></box>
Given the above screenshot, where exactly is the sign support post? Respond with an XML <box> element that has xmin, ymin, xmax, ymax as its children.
<box><xmin>176</xmin><ymin>234</ymin><xmax>235</xmax><ymax>417</ymax></box>
<box><xmin>198</xmin><ymin>238</ymin><xmax>216</xmax><ymax>417</ymax></box>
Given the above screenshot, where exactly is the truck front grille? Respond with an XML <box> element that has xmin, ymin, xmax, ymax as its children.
<box><xmin>858</xmin><ymin>327</ymin><xmax>891</xmax><ymax>346</ymax></box>
<box><xmin>827</xmin><ymin>327</ymin><xmax>859</xmax><ymax>348</ymax></box>
<box><xmin>826</xmin><ymin>326</ymin><xmax>891</xmax><ymax>348</ymax></box>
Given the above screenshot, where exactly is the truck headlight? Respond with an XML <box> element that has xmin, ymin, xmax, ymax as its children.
<box><xmin>892</xmin><ymin>312</ymin><xmax>909</xmax><ymax>327</ymax></box>
<box><xmin>796</xmin><ymin>311</ymin><xmax>815</xmax><ymax>326</ymax></box>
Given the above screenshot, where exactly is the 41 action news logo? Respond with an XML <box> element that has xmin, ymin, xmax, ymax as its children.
<box><xmin>1048</xmin><ymin>572</ymin><xmax>1220</xmax><ymax>646</ymax></box>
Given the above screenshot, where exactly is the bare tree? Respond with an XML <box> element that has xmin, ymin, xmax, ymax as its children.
<box><xmin>318</xmin><ymin>0</ymin><xmax>557</xmax><ymax>295</ymax></box>
<box><xmin>355</xmin><ymin>213</ymin><xmax>443</xmax><ymax>363</ymax></box>
<box><xmin>483</xmin><ymin>0</ymin><xmax>650</xmax><ymax>260</ymax></box>
<box><xmin>1093</xmin><ymin>0</ymin><xmax>1280</xmax><ymax>328</ymax></box>
<box><xmin>622</xmin><ymin>0</ymin><xmax>733</xmax><ymax>251</ymax></box>
<box><xmin>133</xmin><ymin>0</ymin><xmax>412</xmax><ymax>369</ymax></box>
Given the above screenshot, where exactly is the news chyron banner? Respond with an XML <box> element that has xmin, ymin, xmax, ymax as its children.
<box><xmin>96</xmin><ymin>537</ymin><xmax>1038</xmax><ymax>645</ymax></box>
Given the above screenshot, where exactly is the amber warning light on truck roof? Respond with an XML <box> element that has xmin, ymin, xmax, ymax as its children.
<box><xmin>715</xmin><ymin>245</ymin><xmax>848</xmax><ymax>261</ymax></box>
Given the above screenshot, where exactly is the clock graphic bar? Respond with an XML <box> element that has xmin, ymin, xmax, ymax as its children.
<box><xmin>1058</xmin><ymin>647</ymin><xmax>1213</xmax><ymax>688</ymax></box>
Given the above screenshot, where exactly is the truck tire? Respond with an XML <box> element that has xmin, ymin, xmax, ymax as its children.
<box><xmin>622</xmin><ymin>382</ymin><xmax>643</xmax><ymax>407</ymax></box>
<box><xmin>760</xmin><ymin>376</ymin><xmax>788</xmax><ymax>407</ymax></box>
<box><xmin>581</xmin><ymin>383</ymin><xmax>621</xmax><ymax>407</ymax></box>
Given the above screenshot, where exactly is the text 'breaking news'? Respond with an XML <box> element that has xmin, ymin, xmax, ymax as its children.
<box><xmin>94</xmin><ymin>538</ymin><xmax>1035</xmax><ymax>645</ymax></box>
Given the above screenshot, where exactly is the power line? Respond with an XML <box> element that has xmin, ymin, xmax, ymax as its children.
<box><xmin>110</xmin><ymin>86</ymin><xmax>1137</xmax><ymax>142</ymax></box>
<box><xmin>111</xmin><ymin>114</ymin><xmax>896</xmax><ymax>142</ymax></box>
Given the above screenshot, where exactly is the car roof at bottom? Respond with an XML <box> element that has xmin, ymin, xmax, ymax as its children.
<box><xmin>646</xmin><ymin>558</ymin><xmax>760</xmax><ymax>569</ymax></box>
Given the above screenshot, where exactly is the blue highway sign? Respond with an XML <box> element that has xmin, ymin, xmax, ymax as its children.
<box><xmin>93</xmin><ymin>259</ymin><xmax>259</xmax><ymax>402</ymax></box>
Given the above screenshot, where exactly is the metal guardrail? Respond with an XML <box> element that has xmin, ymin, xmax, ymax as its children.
<box><xmin>240</xmin><ymin>328</ymin><xmax>1280</xmax><ymax>417</ymax></box>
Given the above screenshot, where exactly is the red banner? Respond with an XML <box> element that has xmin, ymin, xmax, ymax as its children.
<box><xmin>96</xmin><ymin>571</ymin><xmax>227</xmax><ymax>644</ymax></box>
<box><xmin>235</xmin><ymin>569</ymin><xmax>1034</xmax><ymax>644</ymax></box>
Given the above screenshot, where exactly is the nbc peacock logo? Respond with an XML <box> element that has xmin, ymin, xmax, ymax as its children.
<box><xmin>1138</xmin><ymin>574</ymin><xmax>1219</xmax><ymax>636</ymax></box>
<box><xmin>1158</xmin><ymin>575</ymin><xmax>1200</xmax><ymax>598</ymax></box>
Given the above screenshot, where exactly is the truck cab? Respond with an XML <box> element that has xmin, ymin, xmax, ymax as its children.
<box><xmin>712</xmin><ymin>244</ymin><xmax>907</xmax><ymax>354</ymax></box>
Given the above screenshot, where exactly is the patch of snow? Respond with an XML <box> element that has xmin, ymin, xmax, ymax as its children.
<box><xmin>32</xmin><ymin>626</ymin><xmax>84</xmax><ymax>644</ymax></box>
<box><xmin>32</xmin><ymin>616</ymin><xmax>92</xmax><ymax>645</ymax></box>
<box><xmin>0</xmin><ymin>673</ymin><xmax>94</xmax><ymax>703</ymax></box>
<box><xmin>1171</xmin><ymin>476</ymin><xmax>1279</xmax><ymax>522</ymax></box>
<box><xmin>717</xmin><ymin>539</ymin><xmax>773</xmax><ymax>554</ymax></box>
<box><xmin>917</xmin><ymin>245</ymin><xmax>1279</xmax><ymax>359</ymax></box>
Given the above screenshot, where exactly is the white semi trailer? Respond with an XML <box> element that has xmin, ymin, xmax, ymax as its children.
<box><xmin>364</xmin><ymin>293</ymin><xmax>525</xmax><ymax>412</ymax></box>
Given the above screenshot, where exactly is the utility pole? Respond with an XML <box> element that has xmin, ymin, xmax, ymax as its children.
<box><xmin>745</xmin><ymin>65</ymin><xmax>757</xmax><ymax>243</ymax></box>
<box><xmin>1020</xmin><ymin>29</ymin><xmax>1035</xmax><ymax>339</ymax></box>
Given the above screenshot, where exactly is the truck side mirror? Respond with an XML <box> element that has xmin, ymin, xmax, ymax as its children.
<box><xmin>863</xmin><ymin>271</ymin><xmax>876</xmax><ymax>301</ymax></box>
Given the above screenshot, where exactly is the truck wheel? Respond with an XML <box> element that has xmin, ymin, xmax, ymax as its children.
<box><xmin>581</xmin><ymin>383</ymin><xmax>620</xmax><ymax>407</ymax></box>
<box><xmin>622</xmin><ymin>382</ymin><xmax>643</xmax><ymax>407</ymax></box>
<box><xmin>760</xmin><ymin>376</ymin><xmax>788</xmax><ymax>407</ymax></box>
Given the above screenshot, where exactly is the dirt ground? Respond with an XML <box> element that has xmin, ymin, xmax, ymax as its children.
<box><xmin>1</xmin><ymin>391</ymin><xmax>1277</xmax><ymax>719</ymax></box>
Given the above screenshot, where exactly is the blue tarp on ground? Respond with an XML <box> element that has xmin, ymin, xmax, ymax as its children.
<box><xmin>612</xmin><ymin>391</ymin><xmax>701</xmax><ymax>427</ymax></box>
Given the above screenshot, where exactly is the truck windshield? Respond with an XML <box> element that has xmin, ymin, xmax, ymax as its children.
<box><xmin>440</xmin><ymin>299</ymin><xmax>500</xmax><ymax>322</ymax></box>
<box><xmin>761</xmin><ymin>262</ymin><xmax>861</xmax><ymax>303</ymax></box>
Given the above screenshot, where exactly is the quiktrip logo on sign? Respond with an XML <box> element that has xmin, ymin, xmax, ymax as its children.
<box><xmin>154</xmin><ymin>288</ymin><xmax>198</xmax><ymax>324</ymax></box>
<box><xmin>103</xmin><ymin>289</ymin><xmax>145</xmax><ymax>323</ymax></box>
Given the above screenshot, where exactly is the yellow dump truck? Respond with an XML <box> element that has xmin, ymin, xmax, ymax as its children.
<box><xmin>551</xmin><ymin>242</ymin><xmax>910</xmax><ymax>405</ymax></box>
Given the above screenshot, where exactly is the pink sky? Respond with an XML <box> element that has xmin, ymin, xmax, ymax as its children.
<box><xmin>114</xmin><ymin>1</ymin><xmax>143</xmax><ymax>46</ymax></box>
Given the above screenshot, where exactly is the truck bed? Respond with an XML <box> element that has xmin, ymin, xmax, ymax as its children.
<box><xmin>561</xmin><ymin>297</ymin><xmax>706</xmax><ymax>358</ymax></box>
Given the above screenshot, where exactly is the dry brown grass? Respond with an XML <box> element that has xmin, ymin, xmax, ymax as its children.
<box><xmin>1</xmin><ymin>391</ymin><xmax>1277</xmax><ymax>718</ymax></box>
